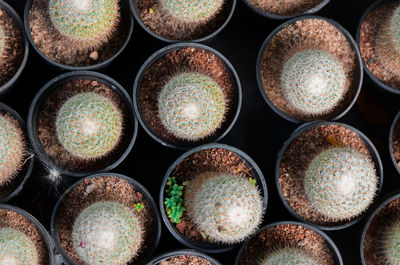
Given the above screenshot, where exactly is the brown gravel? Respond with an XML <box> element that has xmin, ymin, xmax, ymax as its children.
<box><xmin>137</xmin><ymin>0</ymin><xmax>231</xmax><ymax>40</ymax></box>
<box><xmin>157</xmin><ymin>255</ymin><xmax>215</xmax><ymax>265</ymax></box>
<box><xmin>279</xmin><ymin>124</ymin><xmax>378</xmax><ymax>226</ymax></box>
<box><xmin>260</xmin><ymin>18</ymin><xmax>358</xmax><ymax>121</ymax></box>
<box><xmin>0</xmin><ymin>208</ymin><xmax>49</xmax><ymax>265</ymax></box>
<box><xmin>247</xmin><ymin>0</ymin><xmax>324</xmax><ymax>16</ymax></box>
<box><xmin>38</xmin><ymin>78</ymin><xmax>132</xmax><ymax>173</ymax></box>
<box><xmin>57</xmin><ymin>176</ymin><xmax>156</xmax><ymax>265</ymax></box>
<box><xmin>359</xmin><ymin>1</ymin><xmax>400</xmax><ymax>90</ymax></box>
<box><xmin>238</xmin><ymin>224</ymin><xmax>334</xmax><ymax>265</ymax></box>
<box><xmin>0</xmin><ymin>7</ymin><xmax>24</xmax><ymax>87</ymax></box>
<box><xmin>139</xmin><ymin>47</ymin><xmax>235</xmax><ymax>144</ymax></box>
<box><xmin>28</xmin><ymin>0</ymin><xmax>128</xmax><ymax>67</ymax></box>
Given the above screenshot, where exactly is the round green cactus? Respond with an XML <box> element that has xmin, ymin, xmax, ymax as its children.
<box><xmin>381</xmin><ymin>217</ymin><xmax>400</xmax><ymax>265</ymax></box>
<box><xmin>304</xmin><ymin>147</ymin><xmax>378</xmax><ymax>220</ymax></box>
<box><xmin>184</xmin><ymin>172</ymin><xmax>263</xmax><ymax>244</ymax></box>
<box><xmin>0</xmin><ymin>227</ymin><xmax>38</xmax><ymax>265</ymax></box>
<box><xmin>158</xmin><ymin>72</ymin><xmax>226</xmax><ymax>141</ymax></box>
<box><xmin>55</xmin><ymin>92</ymin><xmax>123</xmax><ymax>160</ymax></box>
<box><xmin>160</xmin><ymin>0</ymin><xmax>224</xmax><ymax>23</ymax></box>
<box><xmin>0</xmin><ymin>115</ymin><xmax>25</xmax><ymax>186</ymax></box>
<box><xmin>260</xmin><ymin>248</ymin><xmax>321</xmax><ymax>265</ymax></box>
<box><xmin>281</xmin><ymin>49</ymin><xmax>346</xmax><ymax>115</ymax></box>
<box><xmin>48</xmin><ymin>0</ymin><xmax>120</xmax><ymax>50</ymax></box>
<box><xmin>72</xmin><ymin>201</ymin><xmax>143</xmax><ymax>265</ymax></box>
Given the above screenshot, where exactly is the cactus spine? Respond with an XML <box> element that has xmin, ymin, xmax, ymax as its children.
<box><xmin>381</xmin><ymin>217</ymin><xmax>400</xmax><ymax>265</ymax></box>
<box><xmin>55</xmin><ymin>92</ymin><xmax>123</xmax><ymax>160</ymax></box>
<box><xmin>281</xmin><ymin>49</ymin><xmax>346</xmax><ymax>115</ymax></box>
<box><xmin>72</xmin><ymin>201</ymin><xmax>143</xmax><ymax>265</ymax></box>
<box><xmin>304</xmin><ymin>147</ymin><xmax>378</xmax><ymax>220</ymax></box>
<box><xmin>0</xmin><ymin>227</ymin><xmax>39</xmax><ymax>265</ymax></box>
<box><xmin>158</xmin><ymin>72</ymin><xmax>226</xmax><ymax>141</ymax></box>
<box><xmin>260</xmin><ymin>248</ymin><xmax>321</xmax><ymax>265</ymax></box>
<box><xmin>184</xmin><ymin>172</ymin><xmax>263</xmax><ymax>244</ymax></box>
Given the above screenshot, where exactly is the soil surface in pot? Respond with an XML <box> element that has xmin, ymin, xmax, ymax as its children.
<box><xmin>56</xmin><ymin>175</ymin><xmax>157</xmax><ymax>265</ymax></box>
<box><xmin>0</xmin><ymin>208</ymin><xmax>49</xmax><ymax>265</ymax></box>
<box><xmin>157</xmin><ymin>254</ymin><xmax>215</xmax><ymax>265</ymax></box>
<box><xmin>29</xmin><ymin>0</ymin><xmax>128</xmax><ymax>67</ymax></box>
<box><xmin>279</xmin><ymin>124</ymin><xmax>378</xmax><ymax>226</ymax></box>
<box><xmin>247</xmin><ymin>0</ymin><xmax>323</xmax><ymax>16</ymax></box>
<box><xmin>238</xmin><ymin>223</ymin><xmax>334</xmax><ymax>265</ymax></box>
<box><xmin>139</xmin><ymin>47</ymin><xmax>235</xmax><ymax>145</ymax></box>
<box><xmin>0</xmin><ymin>7</ymin><xmax>24</xmax><ymax>87</ymax></box>
<box><xmin>37</xmin><ymin>78</ymin><xmax>133</xmax><ymax>173</ymax></box>
<box><xmin>260</xmin><ymin>18</ymin><xmax>358</xmax><ymax>121</ymax></box>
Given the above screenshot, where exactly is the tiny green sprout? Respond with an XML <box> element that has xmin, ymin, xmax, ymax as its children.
<box><xmin>182</xmin><ymin>180</ymin><xmax>190</xmax><ymax>186</ymax></box>
<box><xmin>249</xmin><ymin>177</ymin><xmax>256</xmax><ymax>187</ymax></box>
<box><xmin>200</xmin><ymin>232</ymin><xmax>207</xmax><ymax>239</ymax></box>
<box><xmin>165</xmin><ymin>177</ymin><xmax>185</xmax><ymax>223</ymax></box>
<box><xmin>134</xmin><ymin>203</ymin><xmax>144</xmax><ymax>212</ymax></box>
<box><xmin>208</xmin><ymin>237</ymin><xmax>213</xmax><ymax>243</ymax></box>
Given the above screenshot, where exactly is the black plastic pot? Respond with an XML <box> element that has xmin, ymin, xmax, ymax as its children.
<box><xmin>243</xmin><ymin>0</ymin><xmax>330</xmax><ymax>20</ymax></box>
<box><xmin>276</xmin><ymin>121</ymin><xmax>384</xmax><ymax>230</ymax></box>
<box><xmin>23</xmin><ymin>0</ymin><xmax>134</xmax><ymax>71</ymax></box>
<box><xmin>0</xmin><ymin>102</ymin><xmax>34</xmax><ymax>203</ymax></box>
<box><xmin>0</xmin><ymin>204</ymin><xmax>62</xmax><ymax>265</ymax></box>
<box><xmin>147</xmin><ymin>249</ymin><xmax>222</xmax><ymax>265</ymax></box>
<box><xmin>389</xmin><ymin>110</ymin><xmax>400</xmax><ymax>175</ymax></box>
<box><xmin>27</xmin><ymin>71</ymin><xmax>138</xmax><ymax>178</ymax></box>
<box><xmin>234</xmin><ymin>221</ymin><xmax>343</xmax><ymax>265</ymax></box>
<box><xmin>129</xmin><ymin>0</ymin><xmax>236</xmax><ymax>43</ymax></box>
<box><xmin>133</xmin><ymin>42</ymin><xmax>242</xmax><ymax>150</ymax></box>
<box><xmin>0</xmin><ymin>0</ymin><xmax>29</xmax><ymax>95</ymax></box>
<box><xmin>159</xmin><ymin>143</ymin><xmax>268</xmax><ymax>253</ymax></box>
<box><xmin>50</xmin><ymin>173</ymin><xmax>162</xmax><ymax>265</ymax></box>
<box><xmin>256</xmin><ymin>15</ymin><xmax>363</xmax><ymax>123</ymax></box>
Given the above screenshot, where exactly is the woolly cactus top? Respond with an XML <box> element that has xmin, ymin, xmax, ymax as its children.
<box><xmin>281</xmin><ymin>49</ymin><xmax>346</xmax><ymax>116</ymax></box>
<box><xmin>184</xmin><ymin>172</ymin><xmax>263</xmax><ymax>244</ymax></box>
<box><xmin>56</xmin><ymin>92</ymin><xmax>123</xmax><ymax>160</ymax></box>
<box><xmin>304</xmin><ymin>147</ymin><xmax>378</xmax><ymax>220</ymax></box>
<box><xmin>260</xmin><ymin>248</ymin><xmax>320</xmax><ymax>265</ymax></box>
<box><xmin>382</xmin><ymin>217</ymin><xmax>400</xmax><ymax>265</ymax></box>
<box><xmin>48</xmin><ymin>0</ymin><xmax>119</xmax><ymax>48</ymax></box>
<box><xmin>72</xmin><ymin>201</ymin><xmax>143</xmax><ymax>265</ymax></box>
<box><xmin>0</xmin><ymin>115</ymin><xmax>25</xmax><ymax>186</ymax></box>
<box><xmin>0</xmin><ymin>227</ymin><xmax>39</xmax><ymax>265</ymax></box>
<box><xmin>158</xmin><ymin>72</ymin><xmax>226</xmax><ymax>141</ymax></box>
<box><xmin>160</xmin><ymin>0</ymin><xmax>224</xmax><ymax>23</ymax></box>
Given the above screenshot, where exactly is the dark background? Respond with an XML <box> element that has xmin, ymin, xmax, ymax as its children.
<box><xmin>3</xmin><ymin>0</ymin><xmax>400</xmax><ymax>264</ymax></box>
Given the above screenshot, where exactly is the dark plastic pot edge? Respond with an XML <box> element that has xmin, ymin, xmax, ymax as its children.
<box><xmin>132</xmin><ymin>42</ymin><xmax>242</xmax><ymax>150</ymax></box>
<box><xmin>50</xmin><ymin>172</ymin><xmax>162</xmax><ymax>265</ymax></box>
<box><xmin>0</xmin><ymin>0</ymin><xmax>29</xmax><ymax>95</ymax></box>
<box><xmin>256</xmin><ymin>15</ymin><xmax>363</xmax><ymax>124</ymax></box>
<box><xmin>159</xmin><ymin>143</ymin><xmax>268</xmax><ymax>253</ymax></box>
<box><xmin>27</xmin><ymin>71</ymin><xmax>138</xmax><ymax>178</ymax></box>
<box><xmin>275</xmin><ymin>121</ymin><xmax>384</xmax><ymax>231</ymax></box>
<box><xmin>389</xmin><ymin>110</ymin><xmax>400</xmax><ymax>175</ymax></box>
<box><xmin>23</xmin><ymin>0</ymin><xmax>134</xmax><ymax>71</ymax></box>
<box><xmin>234</xmin><ymin>221</ymin><xmax>344</xmax><ymax>265</ymax></box>
<box><xmin>147</xmin><ymin>249</ymin><xmax>222</xmax><ymax>265</ymax></box>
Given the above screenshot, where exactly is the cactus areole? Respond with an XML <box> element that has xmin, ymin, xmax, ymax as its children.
<box><xmin>382</xmin><ymin>217</ymin><xmax>400</xmax><ymax>265</ymax></box>
<box><xmin>260</xmin><ymin>248</ymin><xmax>320</xmax><ymax>265</ymax></box>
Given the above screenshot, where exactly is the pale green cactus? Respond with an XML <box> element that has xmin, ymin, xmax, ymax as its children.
<box><xmin>158</xmin><ymin>72</ymin><xmax>226</xmax><ymax>141</ymax></box>
<box><xmin>260</xmin><ymin>248</ymin><xmax>321</xmax><ymax>265</ymax></box>
<box><xmin>184</xmin><ymin>172</ymin><xmax>263</xmax><ymax>244</ymax></box>
<box><xmin>281</xmin><ymin>49</ymin><xmax>346</xmax><ymax>115</ymax></box>
<box><xmin>304</xmin><ymin>147</ymin><xmax>378</xmax><ymax>220</ymax></box>
<box><xmin>55</xmin><ymin>92</ymin><xmax>123</xmax><ymax>160</ymax></box>
<box><xmin>48</xmin><ymin>0</ymin><xmax>120</xmax><ymax>50</ymax></box>
<box><xmin>72</xmin><ymin>201</ymin><xmax>143</xmax><ymax>265</ymax></box>
<box><xmin>0</xmin><ymin>115</ymin><xmax>25</xmax><ymax>186</ymax></box>
<box><xmin>381</xmin><ymin>218</ymin><xmax>400</xmax><ymax>265</ymax></box>
<box><xmin>160</xmin><ymin>0</ymin><xmax>224</xmax><ymax>23</ymax></box>
<box><xmin>0</xmin><ymin>227</ymin><xmax>39</xmax><ymax>265</ymax></box>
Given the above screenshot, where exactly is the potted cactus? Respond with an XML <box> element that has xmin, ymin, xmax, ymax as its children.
<box><xmin>51</xmin><ymin>173</ymin><xmax>161</xmax><ymax>265</ymax></box>
<box><xmin>148</xmin><ymin>249</ymin><xmax>222</xmax><ymax>265</ymax></box>
<box><xmin>159</xmin><ymin>143</ymin><xmax>267</xmax><ymax>253</ymax></box>
<box><xmin>257</xmin><ymin>16</ymin><xmax>363</xmax><ymax>123</ymax></box>
<box><xmin>24</xmin><ymin>0</ymin><xmax>133</xmax><ymax>70</ymax></box>
<box><xmin>27</xmin><ymin>71</ymin><xmax>138</xmax><ymax>178</ymax></box>
<box><xmin>133</xmin><ymin>43</ymin><xmax>242</xmax><ymax>149</ymax></box>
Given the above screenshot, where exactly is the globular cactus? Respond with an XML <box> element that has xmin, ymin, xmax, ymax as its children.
<box><xmin>260</xmin><ymin>248</ymin><xmax>321</xmax><ymax>265</ymax></box>
<box><xmin>48</xmin><ymin>0</ymin><xmax>120</xmax><ymax>50</ymax></box>
<box><xmin>55</xmin><ymin>92</ymin><xmax>123</xmax><ymax>160</ymax></box>
<box><xmin>158</xmin><ymin>72</ymin><xmax>226</xmax><ymax>141</ymax></box>
<box><xmin>184</xmin><ymin>172</ymin><xmax>263</xmax><ymax>244</ymax></box>
<box><xmin>72</xmin><ymin>201</ymin><xmax>143</xmax><ymax>265</ymax></box>
<box><xmin>0</xmin><ymin>115</ymin><xmax>25</xmax><ymax>186</ymax></box>
<box><xmin>281</xmin><ymin>49</ymin><xmax>346</xmax><ymax>115</ymax></box>
<box><xmin>304</xmin><ymin>147</ymin><xmax>378</xmax><ymax>220</ymax></box>
<box><xmin>381</xmin><ymin>216</ymin><xmax>400</xmax><ymax>265</ymax></box>
<box><xmin>0</xmin><ymin>227</ymin><xmax>38</xmax><ymax>265</ymax></box>
<box><xmin>159</xmin><ymin>0</ymin><xmax>224</xmax><ymax>23</ymax></box>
